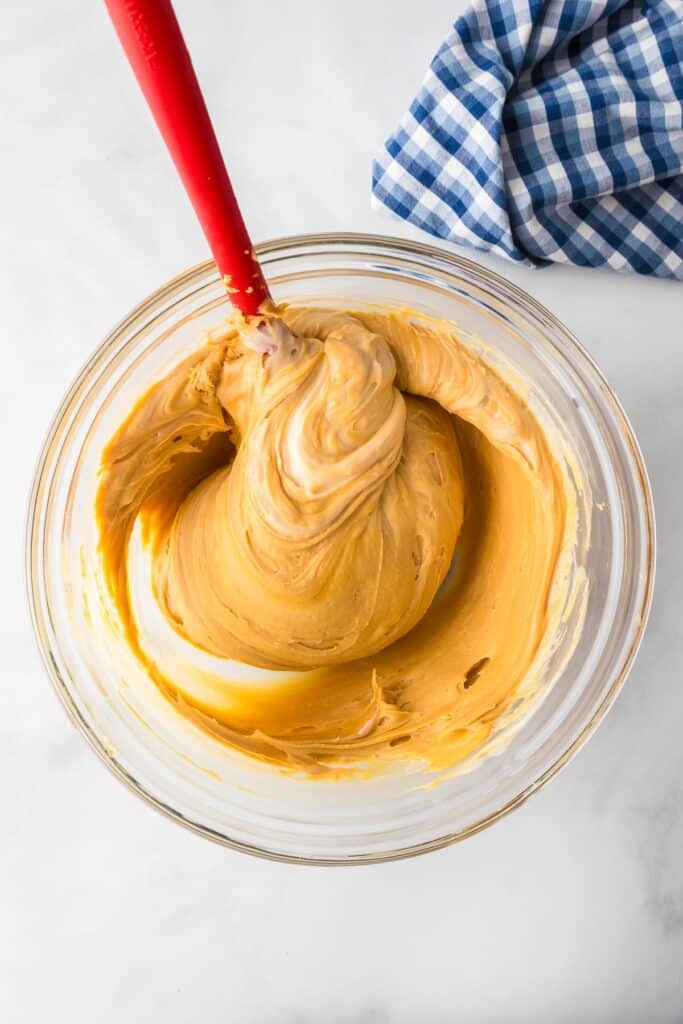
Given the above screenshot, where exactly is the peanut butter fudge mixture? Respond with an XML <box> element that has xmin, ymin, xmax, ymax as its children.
<box><xmin>97</xmin><ymin>305</ymin><xmax>574</xmax><ymax>775</ymax></box>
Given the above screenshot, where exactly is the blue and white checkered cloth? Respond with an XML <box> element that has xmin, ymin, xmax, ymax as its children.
<box><xmin>372</xmin><ymin>0</ymin><xmax>683</xmax><ymax>279</ymax></box>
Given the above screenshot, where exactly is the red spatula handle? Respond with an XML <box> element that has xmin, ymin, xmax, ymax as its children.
<box><xmin>104</xmin><ymin>0</ymin><xmax>271</xmax><ymax>314</ymax></box>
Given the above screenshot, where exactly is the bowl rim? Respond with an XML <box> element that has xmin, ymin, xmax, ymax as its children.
<box><xmin>25</xmin><ymin>231</ymin><xmax>656</xmax><ymax>865</ymax></box>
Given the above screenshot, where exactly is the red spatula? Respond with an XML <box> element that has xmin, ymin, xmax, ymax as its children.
<box><xmin>104</xmin><ymin>0</ymin><xmax>271</xmax><ymax>315</ymax></box>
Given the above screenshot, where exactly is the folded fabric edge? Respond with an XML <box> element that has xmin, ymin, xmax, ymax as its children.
<box><xmin>371</xmin><ymin>159</ymin><xmax>542</xmax><ymax>270</ymax></box>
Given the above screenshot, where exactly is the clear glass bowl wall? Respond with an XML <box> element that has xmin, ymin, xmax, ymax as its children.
<box><xmin>27</xmin><ymin>234</ymin><xmax>654</xmax><ymax>863</ymax></box>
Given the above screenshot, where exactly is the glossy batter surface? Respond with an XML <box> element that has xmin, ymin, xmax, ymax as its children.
<box><xmin>96</xmin><ymin>305</ymin><xmax>572</xmax><ymax>775</ymax></box>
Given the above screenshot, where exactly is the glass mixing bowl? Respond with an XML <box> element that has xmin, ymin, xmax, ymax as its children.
<box><xmin>27</xmin><ymin>234</ymin><xmax>654</xmax><ymax>864</ymax></box>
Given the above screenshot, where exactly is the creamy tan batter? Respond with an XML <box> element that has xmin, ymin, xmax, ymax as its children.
<box><xmin>96</xmin><ymin>305</ymin><xmax>572</xmax><ymax>775</ymax></box>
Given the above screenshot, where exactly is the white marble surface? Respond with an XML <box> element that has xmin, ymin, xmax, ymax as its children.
<box><xmin>2</xmin><ymin>1</ymin><xmax>683</xmax><ymax>1020</ymax></box>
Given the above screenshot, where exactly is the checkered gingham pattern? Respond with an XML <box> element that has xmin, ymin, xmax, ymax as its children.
<box><xmin>372</xmin><ymin>0</ymin><xmax>683</xmax><ymax>278</ymax></box>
